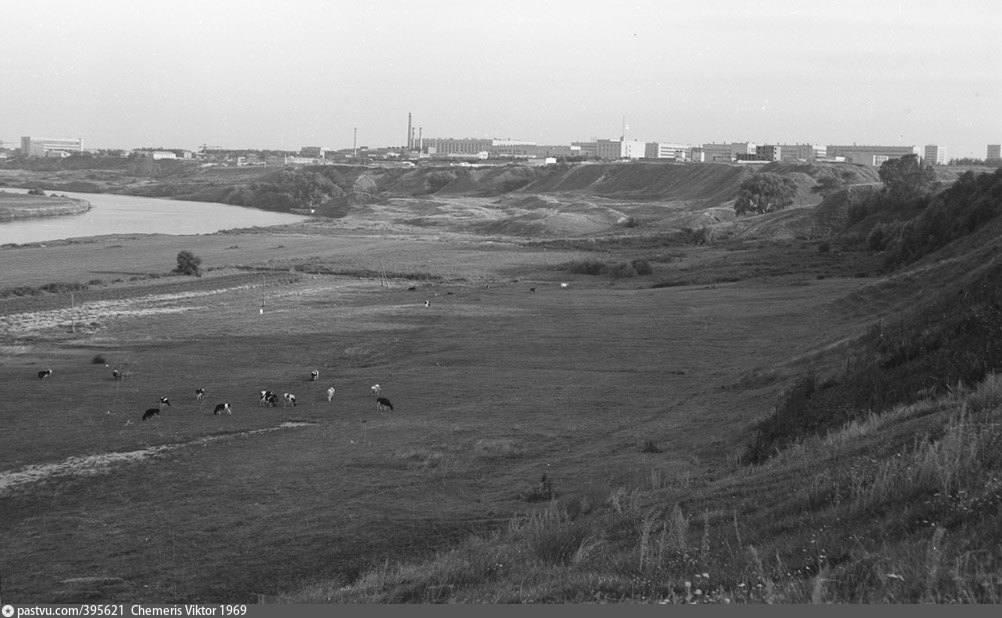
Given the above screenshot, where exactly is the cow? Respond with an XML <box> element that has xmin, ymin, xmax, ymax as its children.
<box><xmin>259</xmin><ymin>390</ymin><xmax>278</xmax><ymax>407</ymax></box>
<box><xmin>37</xmin><ymin>368</ymin><xmax>52</xmax><ymax>379</ymax></box>
<box><xmin>159</xmin><ymin>396</ymin><xmax>171</xmax><ymax>408</ymax></box>
<box><xmin>369</xmin><ymin>384</ymin><xmax>381</xmax><ymax>398</ymax></box>
<box><xmin>213</xmin><ymin>402</ymin><xmax>232</xmax><ymax>415</ymax></box>
<box><xmin>142</xmin><ymin>408</ymin><xmax>160</xmax><ymax>421</ymax></box>
<box><xmin>195</xmin><ymin>388</ymin><xmax>206</xmax><ymax>401</ymax></box>
<box><xmin>309</xmin><ymin>370</ymin><xmax>319</xmax><ymax>382</ymax></box>
<box><xmin>424</xmin><ymin>300</ymin><xmax>430</xmax><ymax>308</ymax></box>
<box><xmin>326</xmin><ymin>386</ymin><xmax>336</xmax><ymax>402</ymax></box>
<box><xmin>376</xmin><ymin>397</ymin><xmax>394</xmax><ymax>412</ymax></box>
<box><xmin>283</xmin><ymin>393</ymin><xmax>297</xmax><ymax>407</ymax></box>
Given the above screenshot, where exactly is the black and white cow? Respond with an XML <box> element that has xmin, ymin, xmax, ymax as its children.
<box><xmin>259</xmin><ymin>390</ymin><xmax>278</xmax><ymax>407</ymax></box>
<box><xmin>37</xmin><ymin>368</ymin><xmax>52</xmax><ymax>379</ymax></box>
<box><xmin>195</xmin><ymin>388</ymin><xmax>206</xmax><ymax>401</ymax></box>
<box><xmin>376</xmin><ymin>397</ymin><xmax>394</xmax><ymax>412</ymax></box>
<box><xmin>283</xmin><ymin>393</ymin><xmax>297</xmax><ymax>407</ymax></box>
<box><xmin>369</xmin><ymin>384</ymin><xmax>381</xmax><ymax>398</ymax></box>
<box><xmin>309</xmin><ymin>370</ymin><xmax>319</xmax><ymax>382</ymax></box>
<box><xmin>159</xmin><ymin>396</ymin><xmax>171</xmax><ymax>408</ymax></box>
<box><xmin>326</xmin><ymin>386</ymin><xmax>336</xmax><ymax>402</ymax></box>
<box><xmin>213</xmin><ymin>402</ymin><xmax>232</xmax><ymax>415</ymax></box>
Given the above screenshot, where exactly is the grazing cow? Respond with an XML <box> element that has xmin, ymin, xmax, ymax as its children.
<box><xmin>37</xmin><ymin>368</ymin><xmax>52</xmax><ymax>379</ymax></box>
<box><xmin>213</xmin><ymin>402</ymin><xmax>232</xmax><ymax>415</ymax></box>
<box><xmin>530</xmin><ymin>287</ymin><xmax>536</xmax><ymax>293</ymax></box>
<box><xmin>159</xmin><ymin>396</ymin><xmax>171</xmax><ymax>408</ymax></box>
<box><xmin>369</xmin><ymin>384</ymin><xmax>381</xmax><ymax>397</ymax></box>
<box><xmin>259</xmin><ymin>390</ymin><xmax>279</xmax><ymax>407</ymax></box>
<box><xmin>195</xmin><ymin>388</ymin><xmax>206</xmax><ymax>401</ymax></box>
<box><xmin>309</xmin><ymin>370</ymin><xmax>319</xmax><ymax>382</ymax></box>
<box><xmin>142</xmin><ymin>407</ymin><xmax>160</xmax><ymax>421</ymax></box>
<box><xmin>283</xmin><ymin>393</ymin><xmax>297</xmax><ymax>407</ymax></box>
<box><xmin>424</xmin><ymin>300</ymin><xmax>430</xmax><ymax>308</ymax></box>
<box><xmin>326</xmin><ymin>386</ymin><xmax>336</xmax><ymax>402</ymax></box>
<box><xmin>560</xmin><ymin>282</ymin><xmax>568</xmax><ymax>288</ymax></box>
<box><xmin>407</xmin><ymin>286</ymin><xmax>417</xmax><ymax>291</ymax></box>
<box><xmin>111</xmin><ymin>369</ymin><xmax>121</xmax><ymax>380</ymax></box>
<box><xmin>376</xmin><ymin>397</ymin><xmax>394</xmax><ymax>412</ymax></box>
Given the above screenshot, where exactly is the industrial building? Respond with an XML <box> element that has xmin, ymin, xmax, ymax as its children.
<box><xmin>825</xmin><ymin>145</ymin><xmax>917</xmax><ymax>168</ymax></box>
<box><xmin>644</xmin><ymin>142</ymin><xmax>691</xmax><ymax>161</ymax></box>
<box><xmin>20</xmin><ymin>136</ymin><xmax>83</xmax><ymax>157</ymax></box>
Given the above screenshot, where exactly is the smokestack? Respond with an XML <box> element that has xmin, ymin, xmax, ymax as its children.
<box><xmin>407</xmin><ymin>113</ymin><xmax>412</xmax><ymax>150</ymax></box>
<box><xmin>418</xmin><ymin>127</ymin><xmax>423</xmax><ymax>151</ymax></box>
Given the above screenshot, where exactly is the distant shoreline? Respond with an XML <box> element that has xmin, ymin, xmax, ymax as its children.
<box><xmin>0</xmin><ymin>191</ymin><xmax>92</xmax><ymax>222</ymax></box>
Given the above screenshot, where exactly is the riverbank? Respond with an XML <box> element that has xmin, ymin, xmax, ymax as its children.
<box><xmin>0</xmin><ymin>191</ymin><xmax>91</xmax><ymax>221</ymax></box>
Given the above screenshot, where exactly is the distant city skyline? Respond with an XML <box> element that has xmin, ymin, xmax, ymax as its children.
<box><xmin>2</xmin><ymin>0</ymin><xmax>999</xmax><ymax>158</ymax></box>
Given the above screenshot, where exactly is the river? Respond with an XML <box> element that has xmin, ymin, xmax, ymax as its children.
<box><xmin>0</xmin><ymin>188</ymin><xmax>310</xmax><ymax>245</ymax></box>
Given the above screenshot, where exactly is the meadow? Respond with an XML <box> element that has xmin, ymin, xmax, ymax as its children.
<box><xmin>0</xmin><ymin>225</ymin><xmax>874</xmax><ymax>603</ymax></box>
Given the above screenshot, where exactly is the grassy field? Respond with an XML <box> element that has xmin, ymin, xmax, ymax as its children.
<box><xmin>1</xmin><ymin>213</ymin><xmax>998</xmax><ymax>603</ymax></box>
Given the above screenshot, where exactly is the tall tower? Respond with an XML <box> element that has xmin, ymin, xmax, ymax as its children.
<box><xmin>407</xmin><ymin>113</ymin><xmax>413</xmax><ymax>150</ymax></box>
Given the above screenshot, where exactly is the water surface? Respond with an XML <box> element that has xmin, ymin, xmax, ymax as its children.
<box><xmin>0</xmin><ymin>188</ymin><xmax>308</xmax><ymax>245</ymax></box>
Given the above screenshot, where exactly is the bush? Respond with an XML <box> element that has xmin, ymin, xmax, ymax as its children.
<box><xmin>92</xmin><ymin>355</ymin><xmax>106</xmax><ymax>365</ymax></box>
<box><xmin>565</xmin><ymin>260</ymin><xmax>608</xmax><ymax>276</ymax></box>
<box><xmin>609</xmin><ymin>262</ymin><xmax>637</xmax><ymax>279</ymax></box>
<box><xmin>631</xmin><ymin>258</ymin><xmax>653</xmax><ymax>275</ymax></box>
<box><xmin>173</xmin><ymin>250</ymin><xmax>202</xmax><ymax>277</ymax></box>
<box><xmin>817</xmin><ymin>241</ymin><xmax>831</xmax><ymax>253</ymax></box>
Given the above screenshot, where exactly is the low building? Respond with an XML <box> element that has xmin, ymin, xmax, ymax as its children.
<box><xmin>645</xmin><ymin>142</ymin><xmax>691</xmax><ymax>160</ymax></box>
<box><xmin>774</xmin><ymin>144</ymin><xmax>816</xmax><ymax>162</ymax></box>
<box><xmin>594</xmin><ymin>139</ymin><xmax>645</xmax><ymax>160</ymax></box>
<box><xmin>701</xmin><ymin>142</ymin><xmax>756</xmax><ymax>163</ymax></box>
<box><xmin>825</xmin><ymin>145</ymin><xmax>917</xmax><ymax>168</ymax></box>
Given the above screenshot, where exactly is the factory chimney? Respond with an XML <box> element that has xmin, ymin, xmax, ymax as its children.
<box><xmin>407</xmin><ymin>113</ymin><xmax>413</xmax><ymax>150</ymax></box>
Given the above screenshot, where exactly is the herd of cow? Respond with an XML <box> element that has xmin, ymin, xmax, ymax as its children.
<box><xmin>35</xmin><ymin>366</ymin><xmax>395</xmax><ymax>422</ymax></box>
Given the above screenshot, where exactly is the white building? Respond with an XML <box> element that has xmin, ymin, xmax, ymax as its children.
<box><xmin>644</xmin><ymin>142</ymin><xmax>691</xmax><ymax>160</ymax></box>
<box><xmin>986</xmin><ymin>145</ymin><xmax>1000</xmax><ymax>161</ymax></box>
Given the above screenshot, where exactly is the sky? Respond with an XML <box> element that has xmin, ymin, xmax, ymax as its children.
<box><xmin>2</xmin><ymin>0</ymin><xmax>1000</xmax><ymax>158</ymax></box>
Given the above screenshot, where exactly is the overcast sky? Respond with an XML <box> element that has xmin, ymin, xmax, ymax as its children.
<box><xmin>3</xmin><ymin>0</ymin><xmax>999</xmax><ymax>158</ymax></box>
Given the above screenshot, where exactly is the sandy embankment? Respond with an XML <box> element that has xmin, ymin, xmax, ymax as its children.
<box><xmin>0</xmin><ymin>192</ymin><xmax>91</xmax><ymax>220</ymax></box>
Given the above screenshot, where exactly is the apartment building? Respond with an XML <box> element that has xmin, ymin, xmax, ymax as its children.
<box><xmin>987</xmin><ymin>145</ymin><xmax>1001</xmax><ymax>161</ymax></box>
<box><xmin>924</xmin><ymin>145</ymin><xmax>948</xmax><ymax>165</ymax></box>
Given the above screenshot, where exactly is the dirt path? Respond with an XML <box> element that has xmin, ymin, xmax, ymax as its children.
<box><xmin>0</xmin><ymin>421</ymin><xmax>314</xmax><ymax>496</ymax></box>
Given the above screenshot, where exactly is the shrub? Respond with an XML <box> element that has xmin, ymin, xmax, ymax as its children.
<box><xmin>525</xmin><ymin>474</ymin><xmax>556</xmax><ymax>502</ymax></box>
<box><xmin>173</xmin><ymin>250</ymin><xmax>202</xmax><ymax>277</ymax></box>
<box><xmin>631</xmin><ymin>258</ymin><xmax>653</xmax><ymax>275</ymax></box>
<box><xmin>609</xmin><ymin>262</ymin><xmax>637</xmax><ymax>279</ymax></box>
<box><xmin>565</xmin><ymin>260</ymin><xmax>608</xmax><ymax>276</ymax></box>
<box><xmin>817</xmin><ymin>241</ymin><xmax>831</xmax><ymax>253</ymax></box>
<box><xmin>92</xmin><ymin>355</ymin><xmax>106</xmax><ymax>365</ymax></box>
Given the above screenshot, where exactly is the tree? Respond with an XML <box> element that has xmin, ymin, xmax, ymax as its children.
<box><xmin>734</xmin><ymin>172</ymin><xmax>798</xmax><ymax>215</ymax></box>
<box><xmin>811</xmin><ymin>169</ymin><xmax>855</xmax><ymax>199</ymax></box>
<box><xmin>173</xmin><ymin>250</ymin><xmax>202</xmax><ymax>277</ymax></box>
<box><xmin>878</xmin><ymin>154</ymin><xmax>936</xmax><ymax>202</ymax></box>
